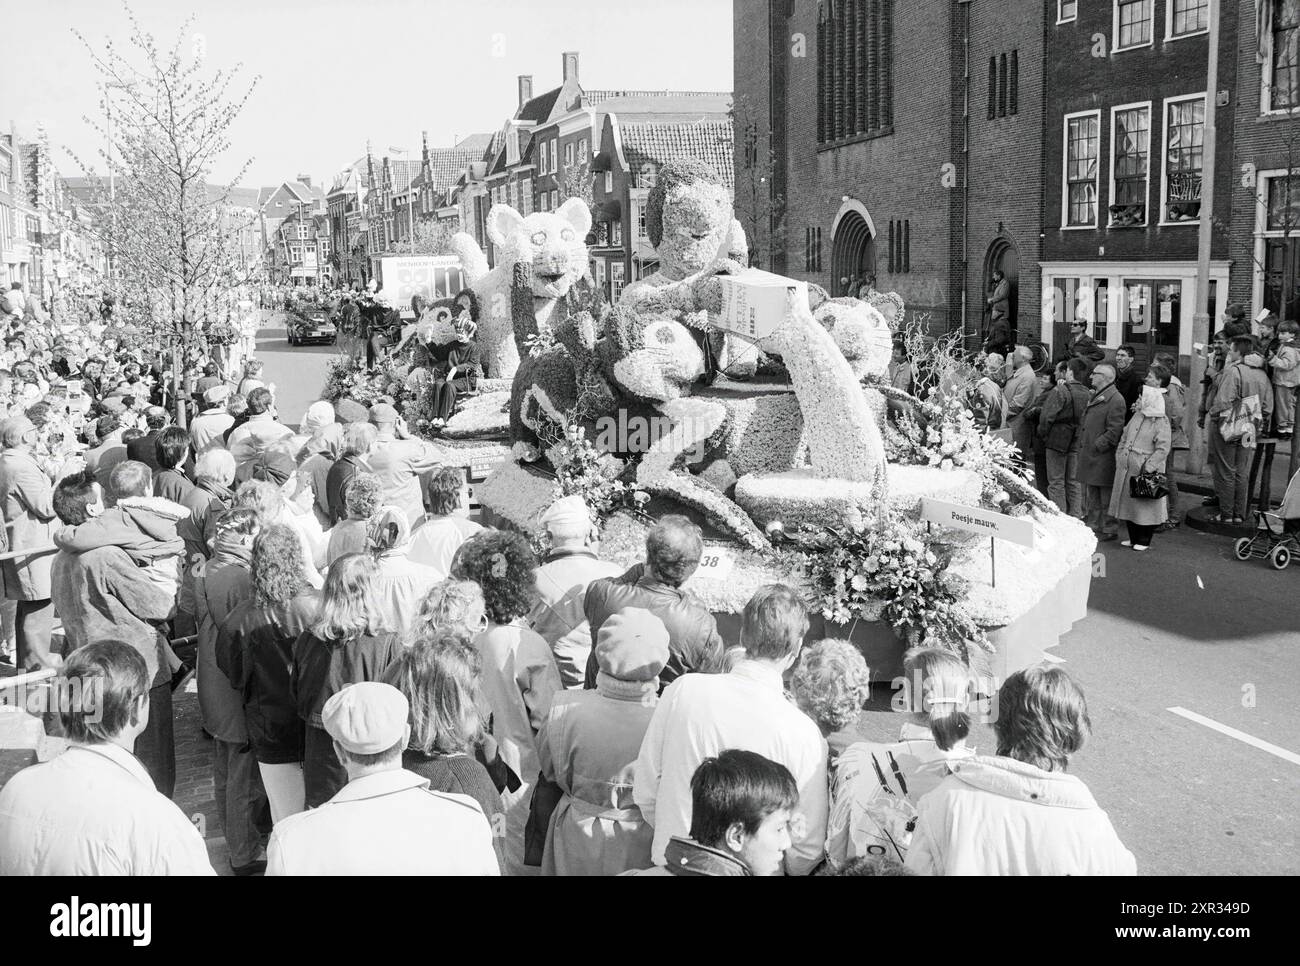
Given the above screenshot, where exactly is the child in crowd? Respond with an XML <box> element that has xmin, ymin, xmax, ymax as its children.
<box><xmin>52</xmin><ymin>461</ymin><xmax>188</xmax><ymax>600</ymax></box>
<box><xmin>1267</xmin><ymin>319</ymin><xmax>1300</xmax><ymax>438</ymax></box>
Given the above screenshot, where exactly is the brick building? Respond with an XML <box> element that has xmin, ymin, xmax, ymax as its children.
<box><xmin>1226</xmin><ymin>0</ymin><xmax>1300</xmax><ymax>320</ymax></box>
<box><xmin>1041</xmin><ymin>0</ymin><xmax>1237</xmax><ymax>368</ymax></box>
<box><xmin>734</xmin><ymin>0</ymin><xmax>1046</xmax><ymax>344</ymax></box>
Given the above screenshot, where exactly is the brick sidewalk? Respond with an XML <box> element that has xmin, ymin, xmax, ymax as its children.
<box><xmin>172</xmin><ymin>683</ymin><xmax>234</xmax><ymax>876</ymax></box>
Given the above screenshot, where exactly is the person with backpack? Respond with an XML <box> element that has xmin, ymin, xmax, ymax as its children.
<box><xmin>1038</xmin><ymin>358</ymin><xmax>1091</xmax><ymax>518</ymax></box>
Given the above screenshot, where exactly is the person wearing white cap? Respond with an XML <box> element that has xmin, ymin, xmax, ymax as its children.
<box><xmin>527</xmin><ymin>494</ymin><xmax>621</xmax><ymax>689</ymax></box>
<box><xmin>266</xmin><ymin>682</ymin><xmax>499</xmax><ymax>876</ymax></box>
<box><xmin>536</xmin><ymin>607</ymin><xmax>668</xmax><ymax>876</ymax></box>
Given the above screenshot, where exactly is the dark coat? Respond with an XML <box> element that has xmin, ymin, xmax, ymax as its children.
<box><xmin>1077</xmin><ymin>384</ymin><xmax>1128</xmax><ymax>486</ymax></box>
<box><xmin>1061</xmin><ymin>333</ymin><xmax>1106</xmax><ymax>365</ymax></box>
<box><xmin>126</xmin><ymin>431</ymin><xmax>163</xmax><ymax>473</ymax></box>
<box><xmin>1113</xmin><ymin>366</ymin><xmax>1144</xmax><ymax>421</ymax></box>
<box><xmin>325</xmin><ymin>453</ymin><xmax>369</xmax><ymax>525</ymax></box>
<box><xmin>216</xmin><ymin>593</ymin><xmax>319</xmax><ymax>764</ymax></box>
<box><xmin>582</xmin><ymin>563</ymin><xmax>725</xmax><ymax>693</ymax></box>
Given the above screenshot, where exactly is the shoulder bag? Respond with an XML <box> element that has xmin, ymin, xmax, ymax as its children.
<box><xmin>1129</xmin><ymin>454</ymin><xmax>1169</xmax><ymax>500</ymax></box>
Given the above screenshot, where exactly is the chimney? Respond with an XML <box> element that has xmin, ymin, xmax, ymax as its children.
<box><xmin>518</xmin><ymin>75</ymin><xmax>533</xmax><ymax>110</ymax></box>
<box><xmin>297</xmin><ymin>173</ymin><xmax>312</xmax><ymax>188</ymax></box>
<box><xmin>562</xmin><ymin>51</ymin><xmax>579</xmax><ymax>83</ymax></box>
<box><xmin>421</xmin><ymin>130</ymin><xmax>430</xmax><ymax>170</ymax></box>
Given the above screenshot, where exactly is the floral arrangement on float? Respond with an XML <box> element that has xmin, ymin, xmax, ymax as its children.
<box><xmin>787</xmin><ymin>513</ymin><xmax>990</xmax><ymax>664</ymax></box>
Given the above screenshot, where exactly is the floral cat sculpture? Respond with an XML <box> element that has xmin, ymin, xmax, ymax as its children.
<box><xmin>449</xmin><ymin>197</ymin><xmax>593</xmax><ymax>379</ymax></box>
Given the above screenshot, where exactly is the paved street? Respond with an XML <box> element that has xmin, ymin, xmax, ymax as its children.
<box><xmin>251</xmin><ymin>312</ymin><xmax>338</xmax><ymax>427</ymax></box>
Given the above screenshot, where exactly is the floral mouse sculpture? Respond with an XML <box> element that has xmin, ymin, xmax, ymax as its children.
<box><xmin>450</xmin><ymin>197</ymin><xmax>593</xmax><ymax>379</ymax></box>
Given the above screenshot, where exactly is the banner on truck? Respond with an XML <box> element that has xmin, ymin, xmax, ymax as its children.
<box><xmin>375</xmin><ymin>256</ymin><xmax>465</xmax><ymax>313</ymax></box>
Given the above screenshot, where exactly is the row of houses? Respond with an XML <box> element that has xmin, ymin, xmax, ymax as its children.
<box><xmin>735</xmin><ymin>0</ymin><xmax>1300</xmax><ymax>369</ymax></box>
<box><xmin>321</xmin><ymin>51</ymin><xmax>737</xmax><ymax>304</ymax></box>
<box><xmin>0</xmin><ymin>124</ymin><xmax>107</xmax><ymax>301</ymax></box>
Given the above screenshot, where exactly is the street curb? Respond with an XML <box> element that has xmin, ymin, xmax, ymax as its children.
<box><xmin>1183</xmin><ymin>505</ymin><xmax>1253</xmax><ymax>537</ymax></box>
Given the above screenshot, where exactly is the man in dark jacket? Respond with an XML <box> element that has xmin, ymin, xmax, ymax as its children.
<box><xmin>1060</xmin><ymin>320</ymin><xmax>1106</xmax><ymax>367</ymax></box>
<box><xmin>1077</xmin><ymin>363</ymin><xmax>1128</xmax><ymax>541</ymax></box>
<box><xmin>583</xmin><ymin>515</ymin><xmax>726</xmax><ymax>693</ymax></box>
<box><xmin>1039</xmin><ymin>358</ymin><xmax>1092</xmax><ymax>518</ymax></box>
<box><xmin>326</xmin><ymin>422</ymin><xmax>377</xmax><ymax>524</ymax></box>
<box><xmin>1112</xmin><ymin>345</ymin><xmax>1143</xmax><ymax>421</ymax></box>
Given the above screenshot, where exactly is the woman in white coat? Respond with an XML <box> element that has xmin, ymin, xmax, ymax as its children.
<box><xmin>1108</xmin><ymin>384</ymin><xmax>1172</xmax><ymax>551</ymax></box>
<box><xmin>905</xmin><ymin>665</ymin><xmax>1136</xmax><ymax>876</ymax></box>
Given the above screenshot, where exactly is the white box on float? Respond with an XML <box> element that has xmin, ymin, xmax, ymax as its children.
<box><xmin>714</xmin><ymin>269</ymin><xmax>807</xmax><ymax>341</ymax></box>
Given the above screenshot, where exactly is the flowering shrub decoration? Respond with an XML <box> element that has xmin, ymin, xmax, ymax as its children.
<box><xmin>320</xmin><ymin>355</ymin><xmax>409</xmax><ymax>409</ymax></box>
<box><xmin>793</xmin><ymin>514</ymin><xmax>991</xmax><ymax>664</ymax></box>
<box><xmin>549</xmin><ymin>424</ymin><xmax>627</xmax><ymax>520</ymax></box>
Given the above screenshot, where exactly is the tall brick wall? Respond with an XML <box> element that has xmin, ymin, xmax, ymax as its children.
<box><xmin>734</xmin><ymin>0</ymin><xmax>776</xmax><ymax>269</ymax></box>
<box><xmin>783</xmin><ymin>0</ymin><xmax>957</xmax><ymax>328</ymax></box>
<box><xmin>1042</xmin><ymin>0</ymin><xmax>1237</xmax><ymax>265</ymax></box>
<box><xmin>1226</xmin><ymin>0</ymin><xmax>1300</xmax><ymax>309</ymax></box>
<box><xmin>966</xmin><ymin>0</ymin><xmax>1046</xmax><ymax>342</ymax></box>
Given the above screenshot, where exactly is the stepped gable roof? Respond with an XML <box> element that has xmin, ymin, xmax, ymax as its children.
<box><xmin>618</xmin><ymin>120</ymin><xmax>735</xmax><ymax>191</ymax></box>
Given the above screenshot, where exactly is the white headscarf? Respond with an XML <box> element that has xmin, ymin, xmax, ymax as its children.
<box><xmin>1138</xmin><ymin>384</ymin><xmax>1166</xmax><ymax>418</ymax></box>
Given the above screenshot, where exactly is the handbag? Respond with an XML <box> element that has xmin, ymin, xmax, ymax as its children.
<box><xmin>1129</xmin><ymin>457</ymin><xmax>1169</xmax><ymax>500</ymax></box>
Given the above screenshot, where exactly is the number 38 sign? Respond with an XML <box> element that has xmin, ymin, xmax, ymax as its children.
<box><xmin>688</xmin><ymin>547</ymin><xmax>735</xmax><ymax>585</ymax></box>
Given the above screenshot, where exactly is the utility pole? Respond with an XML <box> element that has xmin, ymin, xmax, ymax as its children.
<box><xmin>1187</xmin><ymin>0</ymin><xmax>1220</xmax><ymax>474</ymax></box>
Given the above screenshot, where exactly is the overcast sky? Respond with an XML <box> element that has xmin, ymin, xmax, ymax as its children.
<box><xmin>5</xmin><ymin>0</ymin><xmax>734</xmax><ymax>188</ymax></box>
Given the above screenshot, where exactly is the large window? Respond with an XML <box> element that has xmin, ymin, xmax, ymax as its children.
<box><xmin>564</xmin><ymin>142</ymin><xmax>574</xmax><ymax>167</ymax></box>
<box><xmin>887</xmin><ymin>219</ymin><xmax>910</xmax><ymax>273</ymax></box>
<box><xmin>1270</xmin><ymin>0</ymin><xmax>1300</xmax><ymax>111</ymax></box>
<box><xmin>610</xmin><ymin>262</ymin><xmax>626</xmax><ymax>301</ymax></box>
<box><xmin>817</xmin><ymin>0</ymin><xmax>895</xmax><ymax>145</ymax></box>
<box><xmin>1114</xmin><ymin>1</ymin><xmax>1154</xmax><ymax>52</ymax></box>
<box><xmin>540</xmin><ymin>141</ymin><xmax>548</xmax><ymax>174</ymax></box>
<box><xmin>1110</xmin><ymin>104</ymin><xmax>1151</xmax><ymax>226</ymax></box>
<box><xmin>1064</xmin><ymin>111</ymin><xmax>1100</xmax><ymax>227</ymax></box>
<box><xmin>1167</xmin><ymin>0</ymin><xmax>1209</xmax><ymax>39</ymax></box>
<box><xmin>1162</xmin><ymin>95</ymin><xmax>1205</xmax><ymax>223</ymax></box>
<box><xmin>1050</xmin><ymin>277</ymin><xmax>1111</xmax><ymax>347</ymax></box>
<box><xmin>988</xmin><ymin>52</ymin><xmax>1019</xmax><ymax>119</ymax></box>
<box><xmin>805</xmin><ymin>226</ymin><xmax>823</xmax><ymax>272</ymax></box>
<box><xmin>1258</xmin><ymin>172</ymin><xmax>1300</xmax><ymax>320</ymax></box>
<box><xmin>550</xmin><ymin>139</ymin><xmax>558</xmax><ymax>174</ymax></box>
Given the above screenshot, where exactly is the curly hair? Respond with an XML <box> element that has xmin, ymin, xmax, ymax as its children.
<box><xmin>251</xmin><ymin>524</ymin><xmax>308</xmax><ymax>605</ymax></box>
<box><xmin>792</xmin><ymin>639</ymin><xmax>872</xmax><ymax>735</ymax></box>
<box><xmin>235</xmin><ymin>479</ymin><xmax>285</xmax><ymax>524</ymax></box>
<box><xmin>343</xmin><ymin>472</ymin><xmax>384</xmax><ymax>519</ymax></box>
<box><xmin>645</xmin><ymin>158</ymin><xmax>724</xmax><ymax>248</ymax></box>
<box><xmin>425</xmin><ymin>467</ymin><xmax>464</xmax><ymax>517</ymax></box>
<box><xmin>411</xmin><ymin>579</ymin><xmax>486</xmax><ymax>642</ymax></box>
<box><xmin>449</xmin><ymin>530</ymin><xmax>538</xmax><ymax>625</ymax></box>
<box><xmin>453</xmin><ymin>287</ymin><xmax>480</xmax><ymax>323</ymax></box>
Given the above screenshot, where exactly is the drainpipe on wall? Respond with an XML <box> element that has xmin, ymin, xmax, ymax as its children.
<box><xmin>960</xmin><ymin>0</ymin><xmax>972</xmax><ymax>343</ymax></box>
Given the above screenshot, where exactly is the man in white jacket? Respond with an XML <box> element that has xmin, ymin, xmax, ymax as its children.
<box><xmin>906</xmin><ymin>665</ymin><xmax>1136</xmax><ymax>876</ymax></box>
<box><xmin>633</xmin><ymin>584</ymin><xmax>828</xmax><ymax>875</ymax></box>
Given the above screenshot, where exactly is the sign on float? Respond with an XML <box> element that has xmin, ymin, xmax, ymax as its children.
<box><xmin>919</xmin><ymin>498</ymin><xmax>1035</xmax><ymax>549</ymax></box>
<box><xmin>714</xmin><ymin>269</ymin><xmax>808</xmax><ymax>341</ymax></box>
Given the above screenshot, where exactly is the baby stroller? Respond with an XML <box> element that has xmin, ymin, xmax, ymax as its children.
<box><xmin>1233</xmin><ymin>467</ymin><xmax>1300</xmax><ymax>570</ymax></box>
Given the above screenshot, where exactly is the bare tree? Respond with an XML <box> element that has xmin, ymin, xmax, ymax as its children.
<box><xmin>72</xmin><ymin>4</ymin><xmax>259</xmax><ymax>426</ymax></box>
<box><xmin>393</xmin><ymin>218</ymin><xmax>455</xmax><ymax>256</ymax></box>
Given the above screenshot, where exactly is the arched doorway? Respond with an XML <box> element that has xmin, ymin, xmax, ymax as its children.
<box><xmin>831</xmin><ymin>200</ymin><xmax>877</xmax><ymax>297</ymax></box>
<box><xmin>982</xmin><ymin>233</ymin><xmax>1020</xmax><ymax>341</ymax></box>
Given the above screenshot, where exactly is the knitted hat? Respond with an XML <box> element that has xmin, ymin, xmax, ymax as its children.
<box><xmin>595</xmin><ymin>607</ymin><xmax>670</xmax><ymax>683</ymax></box>
<box><xmin>302</xmin><ymin>400</ymin><xmax>336</xmax><ymax>435</ymax></box>
<box><xmin>540</xmin><ymin>494</ymin><xmax>592</xmax><ymax>534</ymax></box>
<box><xmin>322</xmin><ymin>682</ymin><xmax>409</xmax><ymax>755</ymax></box>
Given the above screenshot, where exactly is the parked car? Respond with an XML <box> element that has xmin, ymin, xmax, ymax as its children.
<box><xmin>288</xmin><ymin>307</ymin><xmax>337</xmax><ymax>346</ymax></box>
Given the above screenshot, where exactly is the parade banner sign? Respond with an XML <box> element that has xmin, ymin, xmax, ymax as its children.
<box><xmin>375</xmin><ymin>255</ymin><xmax>465</xmax><ymax>311</ymax></box>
